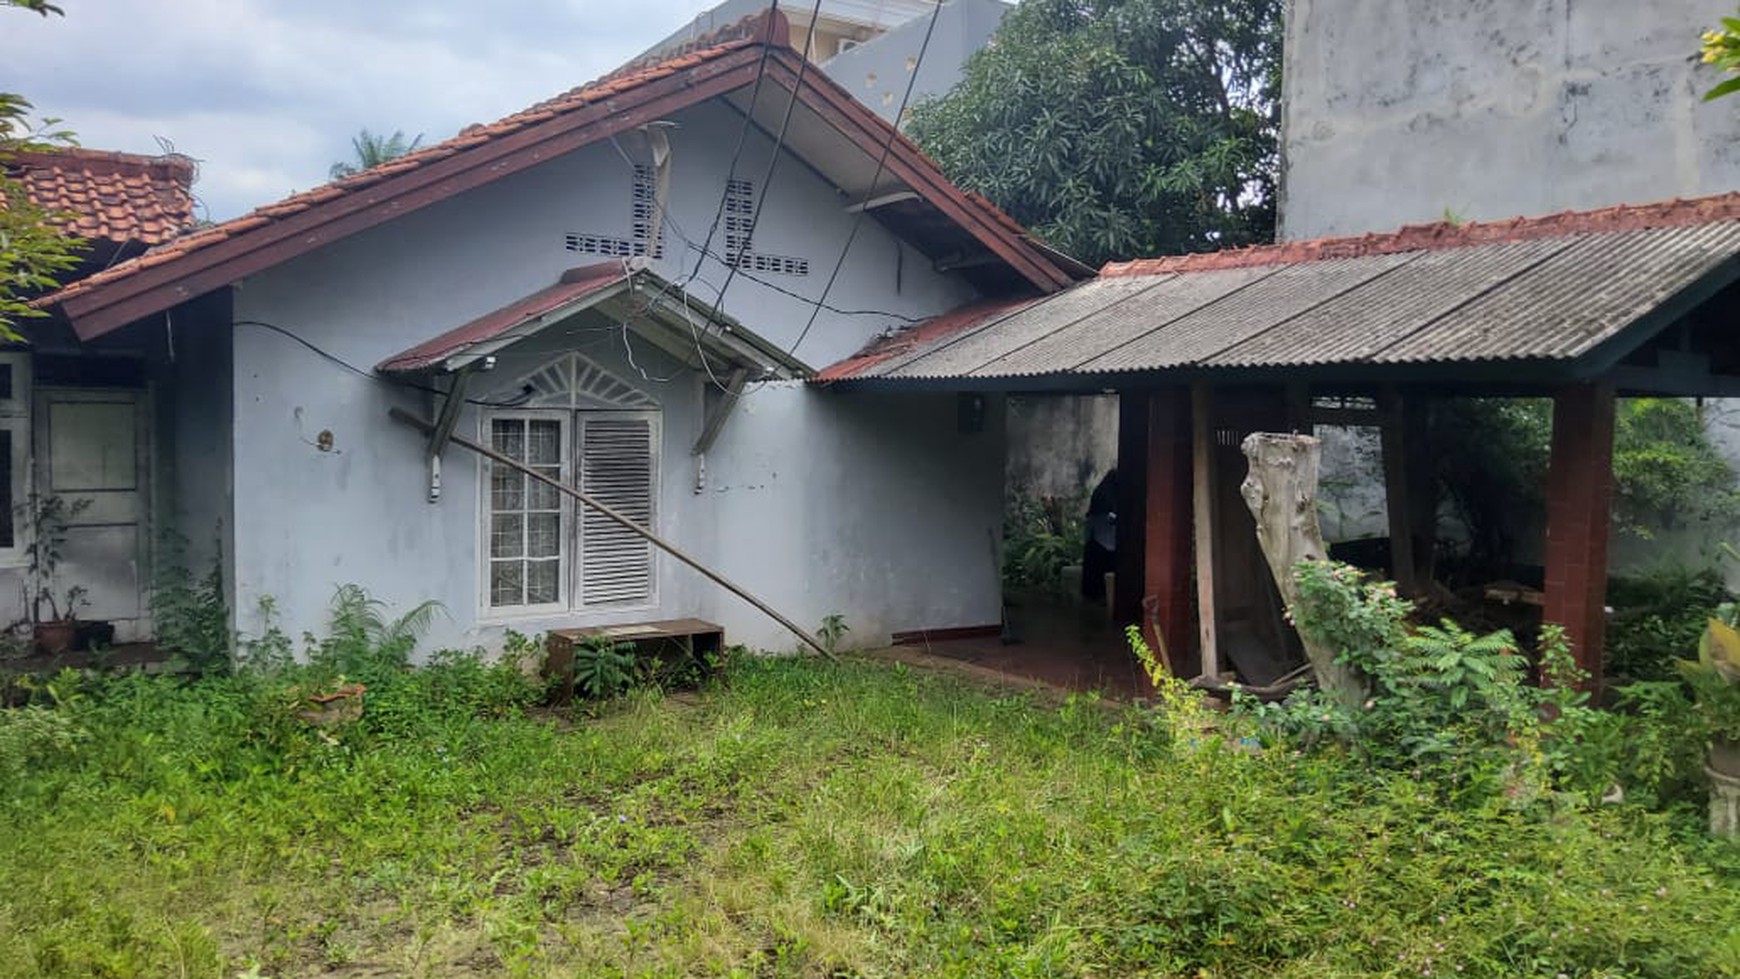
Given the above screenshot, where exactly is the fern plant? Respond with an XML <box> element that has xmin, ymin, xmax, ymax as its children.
<box><xmin>572</xmin><ymin>638</ymin><xmax>636</xmax><ymax>701</ymax></box>
<box><xmin>309</xmin><ymin>584</ymin><xmax>443</xmax><ymax>687</ymax></box>
<box><xmin>1249</xmin><ymin>560</ymin><xmax>1606</xmax><ymax>804</ymax></box>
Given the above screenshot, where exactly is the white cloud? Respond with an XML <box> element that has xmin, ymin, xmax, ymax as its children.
<box><xmin>2</xmin><ymin>0</ymin><xmax>725</xmax><ymax>218</ymax></box>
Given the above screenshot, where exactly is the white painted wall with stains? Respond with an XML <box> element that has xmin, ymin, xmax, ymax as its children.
<box><xmin>224</xmin><ymin>99</ymin><xmax>1003</xmax><ymax>654</ymax></box>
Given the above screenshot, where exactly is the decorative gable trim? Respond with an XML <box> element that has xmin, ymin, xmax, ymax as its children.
<box><xmin>517</xmin><ymin>353</ymin><xmax>657</xmax><ymax>410</ymax></box>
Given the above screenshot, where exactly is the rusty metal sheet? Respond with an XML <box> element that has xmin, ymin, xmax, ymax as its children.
<box><xmin>1078</xmin><ymin>253</ymin><xmax>1418</xmax><ymax>373</ymax></box>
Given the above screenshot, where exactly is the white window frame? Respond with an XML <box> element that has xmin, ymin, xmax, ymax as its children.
<box><xmin>0</xmin><ymin>353</ymin><xmax>31</xmax><ymax>566</ymax></box>
<box><xmin>476</xmin><ymin>407</ymin><xmax>660</xmax><ymax>619</ymax></box>
<box><xmin>479</xmin><ymin>410</ymin><xmax>571</xmax><ymax>618</ymax></box>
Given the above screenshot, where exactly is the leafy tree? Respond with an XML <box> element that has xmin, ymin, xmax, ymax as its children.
<box><xmin>1429</xmin><ymin>397</ymin><xmax>1739</xmax><ymax>580</ymax></box>
<box><xmin>329</xmin><ymin>128</ymin><xmax>424</xmax><ymax>179</ymax></box>
<box><xmin>1</xmin><ymin>0</ymin><xmax>85</xmax><ymax>341</ymax></box>
<box><xmin>907</xmin><ymin>0</ymin><xmax>1281</xmax><ymax>267</ymax></box>
<box><xmin>1701</xmin><ymin>12</ymin><xmax>1740</xmax><ymax>100</ymax></box>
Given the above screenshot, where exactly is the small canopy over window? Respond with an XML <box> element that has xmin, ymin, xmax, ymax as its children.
<box><xmin>375</xmin><ymin>259</ymin><xmax>809</xmax><ymax>381</ymax></box>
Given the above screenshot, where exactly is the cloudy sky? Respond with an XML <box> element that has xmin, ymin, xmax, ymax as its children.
<box><xmin>2</xmin><ymin>0</ymin><xmax>729</xmax><ymax>220</ymax></box>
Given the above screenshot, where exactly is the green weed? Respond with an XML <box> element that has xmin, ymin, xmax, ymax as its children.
<box><xmin>0</xmin><ymin>633</ymin><xmax>1735</xmax><ymax>977</ymax></box>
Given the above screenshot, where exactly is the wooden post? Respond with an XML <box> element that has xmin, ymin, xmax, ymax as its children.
<box><xmin>1403</xmin><ymin>396</ymin><xmax>1436</xmax><ymax>587</ymax></box>
<box><xmin>1542</xmin><ymin>383</ymin><xmax>1616</xmax><ymax>689</ymax></box>
<box><xmin>1131</xmin><ymin>388</ymin><xmax>1196</xmax><ymax>676</ymax></box>
<box><xmin>1115</xmin><ymin>393</ymin><xmax>1150</xmax><ymax>628</ymax></box>
<box><xmin>1377</xmin><ymin>386</ymin><xmax>1417</xmax><ymax>595</ymax></box>
<box><xmin>1191</xmin><ymin>382</ymin><xmax>1220</xmax><ymax>679</ymax></box>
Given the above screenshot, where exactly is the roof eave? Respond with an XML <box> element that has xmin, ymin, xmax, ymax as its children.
<box><xmin>53</xmin><ymin>46</ymin><xmax>771</xmax><ymax>342</ymax></box>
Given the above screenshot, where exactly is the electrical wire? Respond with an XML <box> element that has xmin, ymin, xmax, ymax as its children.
<box><xmin>787</xmin><ymin>0</ymin><xmax>945</xmax><ymax>359</ymax></box>
<box><xmin>675</xmin><ymin>228</ymin><xmax>923</xmax><ymax>321</ymax></box>
<box><xmin>233</xmin><ymin>319</ymin><xmax>595</xmax><ymax>409</ymax></box>
<box><xmin>699</xmin><ymin>0</ymin><xmax>826</xmax><ymax>325</ymax></box>
<box><xmin>682</xmin><ymin>0</ymin><xmax>784</xmax><ymax>290</ymax></box>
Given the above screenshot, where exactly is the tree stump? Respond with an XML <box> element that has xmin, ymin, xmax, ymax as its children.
<box><xmin>1239</xmin><ymin>432</ymin><xmax>1368</xmax><ymax>707</ymax></box>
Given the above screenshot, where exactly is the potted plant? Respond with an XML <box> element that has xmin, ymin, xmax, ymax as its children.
<box><xmin>1682</xmin><ymin>617</ymin><xmax>1740</xmax><ymax>834</ymax></box>
<box><xmin>19</xmin><ymin>493</ymin><xmax>91</xmax><ymax>655</ymax></box>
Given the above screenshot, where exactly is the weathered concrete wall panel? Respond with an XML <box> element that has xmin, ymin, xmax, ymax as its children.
<box><xmin>1281</xmin><ymin>0</ymin><xmax>1740</xmax><ymax>240</ymax></box>
<box><xmin>1005</xmin><ymin>394</ymin><xmax>1118</xmax><ymax>503</ymax></box>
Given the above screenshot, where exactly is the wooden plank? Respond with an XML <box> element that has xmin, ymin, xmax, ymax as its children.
<box><xmin>1191</xmin><ymin>381</ymin><xmax>1219</xmax><ymax>679</ymax></box>
<box><xmin>1377</xmin><ymin>386</ymin><xmax>1416</xmax><ymax>595</ymax></box>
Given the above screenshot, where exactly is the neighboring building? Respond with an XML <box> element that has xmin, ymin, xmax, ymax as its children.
<box><xmin>5</xmin><ymin>147</ymin><xmax>198</xmax><ymax>642</ymax></box>
<box><xmin>820</xmin><ymin>0</ymin><xmax>1010</xmax><ymax>124</ymax></box>
<box><xmin>1279</xmin><ymin>0</ymin><xmax>1740</xmax><ymax>569</ymax></box>
<box><xmin>639</xmin><ymin>0</ymin><xmax>939</xmax><ymax>65</ymax></box>
<box><xmin>32</xmin><ymin>12</ymin><xmax>1082</xmax><ymax>654</ymax></box>
<box><xmin>10</xmin><ymin>147</ymin><xmax>197</xmax><ymax>282</ymax></box>
<box><xmin>1280</xmin><ymin>0</ymin><xmax>1740</xmax><ymax>240</ymax></box>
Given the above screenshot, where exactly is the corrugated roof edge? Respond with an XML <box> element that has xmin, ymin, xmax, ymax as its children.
<box><xmin>813</xmin><ymin>297</ymin><xmax>1037</xmax><ymax>383</ymax></box>
<box><xmin>1101</xmin><ymin>192</ymin><xmax>1740</xmax><ymax>276</ymax></box>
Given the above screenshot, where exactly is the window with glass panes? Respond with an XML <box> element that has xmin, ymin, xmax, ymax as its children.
<box><xmin>488</xmin><ymin>415</ymin><xmax>566</xmax><ymax>608</ymax></box>
<box><xmin>483</xmin><ymin>410</ymin><xmax>658</xmax><ymax>613</ymax></box>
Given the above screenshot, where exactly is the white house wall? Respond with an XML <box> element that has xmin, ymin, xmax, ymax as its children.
<box><xmin>229</xmin><ymin>98</ymin><xmax>997</xmax><ymax>653</ymax></box>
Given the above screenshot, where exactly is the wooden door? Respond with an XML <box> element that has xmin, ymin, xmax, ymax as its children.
<box><xmin>34</xmin><ymin>388</ymin><xmax>151</xmax><ymax>642</ymax></box>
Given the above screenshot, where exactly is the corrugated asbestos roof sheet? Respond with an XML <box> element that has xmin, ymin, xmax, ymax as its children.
<box><xmin>821</xmin><ymin>192</ymin><xmax>1740</xmax><ymax>384</ymax></box>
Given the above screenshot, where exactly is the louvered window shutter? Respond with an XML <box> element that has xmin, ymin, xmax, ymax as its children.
<box><xmin>578</xmin><ymin>413</ymin><xmax>657</xmax><ymax>606</ymax></box>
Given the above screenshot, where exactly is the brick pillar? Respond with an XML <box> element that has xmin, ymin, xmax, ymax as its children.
<box><xmin>1542</xmin><ymin>383</ymin><xmax>1616</xmax><ymax>689</ymax></box>
<box><xmin>1116</xmin><ymin>389</ymin><xmax>1195</xmax><ymax>676</ymax></box>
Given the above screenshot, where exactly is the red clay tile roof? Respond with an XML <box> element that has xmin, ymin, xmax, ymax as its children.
<box><xmin>9</xmin><ymin>146</ymin><xmax>196</xmax><ymax>246</ymax></box>
<box><xmin>377</xmin><ymin>263</ymin><xmax>629</xmax><ymax>373</ymax></box>
<box><xmin>40</xmin><ymin>9</ymin><xmax>1074</xmax><ymax>342</ymax></box>
<box><xmin>37</xmin><ymin>15</ymin><xmax>776</xmax><ymax>333</ymax></box>
<box><xmin>1101</xmin><ymin>192</ymin><xmax>1740</xmax><ymax>276</ymax></box>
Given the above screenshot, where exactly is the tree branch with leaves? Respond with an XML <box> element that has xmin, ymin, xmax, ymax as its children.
<box><xmin>1702</xmin><ymin>14</ymin><xmax>1740</xmax><ymax>100</ymax></box>
<box><xmin>907</xmin><ymin>0</ymin><xmax>1282</xmax><ymax>267</ymax></box>
<box><xmin>1</xmin><ymin>0</ymin><xmax>85</xmax><ymax>341</ymax></box>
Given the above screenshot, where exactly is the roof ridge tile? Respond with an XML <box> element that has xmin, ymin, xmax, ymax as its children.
<box><xmin>1101</xmin><ymin>191</ymin><xmax>1740</xmax><ymax>276</ymax></box>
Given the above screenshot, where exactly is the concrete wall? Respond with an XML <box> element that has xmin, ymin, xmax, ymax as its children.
<box><xmin>1280</xmin><ymin>0</ymin><xmax>1740</xmax><ymax>240</ymax></box>
<box><xmin>1005</xmin><ymin>394</ymin><xmax>1117</xmax><ymax>503</ymax></box>
<box><xmin>821</xmin><ymin>0</ymin><xmax>1009</xmax><ymax>124</ymax></box>
<box><xmin>227</xmin><ymin>98</ymin><xmax>999</xmax><ymax>653</ymax></box>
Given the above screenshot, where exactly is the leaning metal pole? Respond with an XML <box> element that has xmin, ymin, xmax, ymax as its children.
<box><xmin>389</xmin><ymin>407</ymin><xmax>833</xmax><ymax>659</ymax></box>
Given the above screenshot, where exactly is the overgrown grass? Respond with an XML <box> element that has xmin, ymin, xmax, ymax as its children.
<box><xmin>1</xmin><ymin>656</ymin><xmax>1738</xmax><ymax>977</ymax></box>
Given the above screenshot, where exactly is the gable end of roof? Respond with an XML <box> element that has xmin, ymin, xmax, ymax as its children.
<box><xmin>39</xmin><ymin>9</ymin><xmax>1075</xmax><ymax>341</ymax></box>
